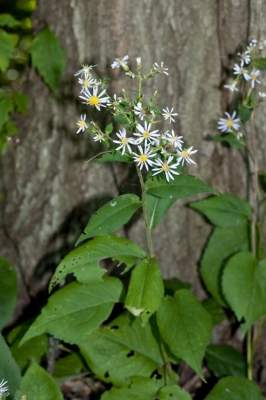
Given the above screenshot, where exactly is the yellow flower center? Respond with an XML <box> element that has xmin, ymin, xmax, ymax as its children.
<box><xmin>251</xmin><ymin>73</ymin><xmax>256</xmax><ymax>80</ymax></box>
<box><xmin>77</xmin><ymin>121</ymin><xmax>86</xmax><ymax>127</ymax></box>
<box><xmin>162</xmin><ymin>163</ymin><xmax>169</xmax><ymax>171</ymax></box>
<box><xmin>121</xmin><ymin>137</ymin><xmax>128</xmax><ymax>144</ymax></box>
<box><xmin>173</xmin><ymin>136</ymin><xmax>177</xmax><ymax>142</ymax></box>
<box><xmin>227</xmin><ymin>120</ymin><xmax>233</xmax><ymax>127</ymax></box>
<box><xmin>89</xmin><ymin>96</ymin><xmax>99</xmax><ymax>106</ymax></box>
<box><xmin>83</xmin><ymin>79</ymin><xmax>89</xmax><ymax>87</ymax></box>
<box><xmin>143</xmin><ymin>130</ymin><xmax>149</xmax><ymax>138</ymax></box>
<box><xmin>139</xmin><ymin>154</ymin><xmax>147</xmax><ymax>162</ymax></box>
<box><xmin>182</xmin><ymin>150</ymin><xmax>190</xmax><ymax>158</ymax></box>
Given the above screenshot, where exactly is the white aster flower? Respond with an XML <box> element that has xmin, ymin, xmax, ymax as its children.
<box><xmin>76</xmin><ymin>114</ymin><xmax>88</xmax><ymax>134</ymax></box>
<box><xmin>79</xmin><ymin>87</ymin><xmax>109</xmax><ymax>111</ymax></box>
<box><xmin>259</xmin><ymin>92</ymin><xmax>266</xmax><ymax>97</ymax></box>
<box><xmin>134</xmin><ymin>121</ymin><xmax>160</xmax><ymax>146</ymax></box>
<box><xmin>134</xmin><ymin>102</ymin><xmax>148</xmax><ymax>120</ymax></box>
<box><xmin>250</xmin><ymin>70</ymin><xmax>261</xmax><ymax>88</ymax></box>
<box><xmin>177</xmin><ymin>146</ymin><xmax>197</xmax><ymax>166</ymax></box>
<box><xmin>224</xmin><ymin>82</ymin><xmax>239</xmax><ymax>92</ymax></box>
<box><xmin>113</xmin><ymin>128</ymin><xmax>135</xmax><ymax>155</ymax></box>
<box><xmin>218</xmin><ymin>111</ymin><xmax>240</xmax><ymax>133</ymax></box>
<box><xmin>239</xmin><ymin>51</ymin><xmax>251</xmax><ymax>67</ymax></box>
<box><xmin>233</xmin><ymin>64</ymin><xmax>251</xmax><ymax>81</ymax></box>
<box><xmin>153</xmin><ymin>62</ymin><xmax>169</xmax><ymax>75</ymax></box>
<box><xmin>0</xmin><ymin>379</ymin><xmax>8</xmax><ymax>396</ymax></box>
<box><xmin>94</xmin><ymin>133</ymin><xmax>104</xmax><ymax>142</ymax></box>
<box><xmin>74</xmin><ymin>64</ymin><xmax>97</xmax><ymax>78</ymax></box>
<box><xmin>107</xmin><ymin>94</ymin><xmax>122</xmax><ymax>110</ymax></box>
<box><xmin>111</xmin><ymin>55</ymin><xmax>129</xmax><ymax>69</ymax></box>
<box><xmin>78</xmin><ymin>76</ymin><xmax>96</xmax><ymax>92</ymax></box>
<box><xmin>152</xmin><ymin>156</ymin><xmax>180</xmax><ymax>182</ymax></box>
<box><xmin>132</xmin><ymin>145</ymin><xmax>156</xmax><ymax>170</ymax></box>
<box><xmin>166</xmin><ymin>130</ymin><xmax>183</xmax><ymax>150</ymax></box>
<box><xmin>162</xmin><ymin>107</ymin><xmax>178</xmax><ymax>123</ymax></box>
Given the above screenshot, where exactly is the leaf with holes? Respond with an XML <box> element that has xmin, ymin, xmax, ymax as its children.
<box><xmin>200</xmin><ymin>224</ymin><xmax>250</xmax><ymax>306</ymax></box>
<box><xmin>125</xmin><ymin>257</ymin><xmax>164</xmax><ymax>325</ymax></box>
<box><xmin>79</xmin><ymin>312</ymin><xmax>164</xmax><ymax>386</ymax></box>
<box><xmin>205</xmin><ymin>376</ymin><xmax>263</xmax><ymax>400</ymax></box>
<box><xmin>49</xmin><ymin>234</ymin><xmax>146</xmax><ymax>291</ymax></box>
<box><xmin>145</xmin><ymin>174</ymin><xmax>217</xmax><ymax>200</ymax></box>
<box><xmin>222</xmin><ymin>251</ymin><xmax>266</xmax><ymax>334</ymax></box>
<box><xmin>190</xmin><ymin>194</ymin><xmax>252</xmax><ymax>228</ymax></box>
<box><xmin>157</xmin><ymin>289</ymin><xmax>212</xmax><ymax>380</ymax></box>
<box><xmin>20</xmin><ymin>361</ymin><xmax>63</xmax><ymax>400</ymax></box>
<box><xmin>21</xmin><ymin>277</ymin><xmax>124</xmax><ymax>346</ymax></box>
<box><xmin>76</xmin><ymin>194</ymin><xmax>142</xmax><ymax>245</ymax></box>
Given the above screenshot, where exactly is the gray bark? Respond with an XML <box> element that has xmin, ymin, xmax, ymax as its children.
<box><xmin>1</xmin><ymin>0</ymin><xmax>265</xmax><ymax>318</ymax></box>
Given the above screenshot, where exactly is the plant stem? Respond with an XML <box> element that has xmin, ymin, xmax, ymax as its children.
<box><xmin>136</xmin><ymin>165</ymin><xmax>154</xmax><ymax>258</ymax></box>
<box><xmin>247</xmin><ymin>327</ymin><xmax>253</xmax><ymax>380</ymax></box>
<box><xmin>160</xmin><ymin>340</ymin><xmax>178</xmax><ymax>385</ymax></box>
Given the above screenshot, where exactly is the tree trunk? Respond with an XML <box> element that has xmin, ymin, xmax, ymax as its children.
<box><xmin>1</xmin><ymin>0</ymin><xmax>265</xmax><ymax>318</ymax></box>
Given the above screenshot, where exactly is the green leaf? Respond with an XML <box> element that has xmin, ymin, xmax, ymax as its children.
<box><xmin>95</xmin><ymin>150</ymin><xmax>132</xmax><ymax>163</ymax></box>
<box><xmin>76</xmin><ymin>194</ymin><xmax>142</xmax><ymax>245</ymax></box>
<box><xmin>125</xmin><ymin>257</ymin><xmax>164</xmax><ymax>325</ymax></box>
<box><xmin>105</xmin><ymin>123</ymin><xmax>113</xmax><ymax>135</ymax></box>
<box><xmin>145</xmin><ymin>174</ymin><xmax>217</xmax><ymax>200</ymax></box>
<box><xmin>146</xmin><ymin>194</ymin><xmax>176</xmax><ymax>229</ymax></box>
<box><xmin>0</xmin><ymin>14</ymin><xmax>21</xmax><ymax>27</ymax></box>
<box><xmin>112</xmin><ymin>114</ymin><xmax>130</xmax><ymax>125</ymax></box>
<box><xmin>30</xmin><ymin>27</ymin><xmax>66</xmax><ymax>91</ymax></box>
<box><xmin>202</xmin><ymin>298</ymin><xmax>225</xmax><ymax>326</ymax></box>
<box><xmin>53</xmin><ymin>352</ymin><xmax>84</xmax><ymax>380</ymax></box>
<box><xmin>190</xmin><ymin>194</ymin><xmax>252</xmax><ymax>228</ymax></box>
<box><xmin>20</xmin><ymin>361</ymin><xmax>63</xmax><ymax>400</ymax></box>
<box><xmin>157</xmin><ymin>385</ymin><xmax>192</xmax><ymax>400</ymax></box>
<box><xmin>157</xmin><ymin>289</ymin><xmax>212</xmax><ymax>380</ymax></box>
<box><xmin>79</xmin><ymin>312</ymin><xmax>164</xmax><ymax>386</ymax></box>
<box><xmin>200</xmin><ymin>224</ymin><xmax>250</xmax><ymax>306</ymax></box>
<box><xmin>238</xmin><ymin>103</ymin><xmax>252</xmax><ymax>122</ymax></box>
<box><xmin>0</xmin><ymin>333</ymin><xmax>21</xmax><ymax>399</ymax></box>
<box><xmin>0</xmin><ymin>257</ymin><xmax>17</xmax><ymax>329</ymax></box>
<box><xmin>213</xmin><ymin>133</ymin><xmax>244</xmax><ymax>149</ymax></box>
<box><xmin>49</xmin><ymin>234</ymin><xmax>146</xmax><ymax>291</ymax></box>
<box><xmin>13</xmin><ymin>92</ymin><xmax>28</xmax><ymax>115</ymax></box>
<box><xmin>205</xmin><ymin>344</ymin><xmax>246</xmax><ymax>378</ymax></box>
<box><xmin>204</xmin><ymin>376</ymin><xmax>263</xmax><ymax>400</ymax></box>
<box><xmin>164</xmin><ymin>278</ymin><xmax>191</xmax><ymax>296</ymax></box>
<box><xmin>0</xmin><ymin>28</ymin><xmax>15</xmax><ymax>71</ymax></box>
<box><xmin>0</xmin><ymin>96</ymin><xmax>14</xmax><ymax>129</ymax></box>
<box><xmin>222</xmin><ymin>252</ymin><xmax>266</xmax><ymax>334</ymax></box>
<box><xmin>7</xmin><ymin>324</ymin><xmax>48</xmax><ymax>374</ymax></box>
<box><xmin>21</xmin><ymin>277</ymin><xmax>124</xmax><ymax>345</ymax></box>
<box><xmin>254</xmin><ymin>57</ymin><xmax>266</xmax><ymax>70</ymax></box>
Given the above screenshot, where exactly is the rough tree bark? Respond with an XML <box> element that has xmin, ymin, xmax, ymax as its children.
<box><xmin>0</xmin><ymin>0</ymin><xmax>265</xmax><ymax>319</ymax></box>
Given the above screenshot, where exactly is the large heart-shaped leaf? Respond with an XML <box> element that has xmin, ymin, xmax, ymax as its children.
<box><xmin>146</xmin><ymin>194</ymin><xmax>176</xmax><ymax>229</ymax></box>
<box><xmin>205</xmin><ymin>376</ymin><xmax>263</xmax><ymax>400</ymax></box>
<box><xmin>205</xmin><ymin>344</ymin><xmax>246</xmax><ymax>378</ymax></box>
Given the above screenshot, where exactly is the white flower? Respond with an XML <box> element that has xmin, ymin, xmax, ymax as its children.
<box><xmin>134</xmin><ymin>102</ymin><xmax>148</xmax><ymax>120</ymax></box>
<box><xmin>0</xmin><ymin>379</ymin><xmax>8</xmax><ymax>396</ymax></box>
<box><xmin>218</xmin><ymin>111</ymin><xmax>240</xmax><ymax>133</ymax></box>
<box><xmin>233</xmin><ymin>64</ymin><xmax>251</xmax><ymax>81</ymax></box>
<box><xmin>162</xmin><ymin>107</ymin><xmax>178</xmax><ymax>123</ymax></box>
<box><xmin>133</xmin><ymin>121</ymin><xmax>160</xmax><ymax>146</ymax></box>
<box><xmin>236</xmin><ymin>132</ymin><xmax>243</xmax><ymax>140</ymax></box>
<box><xmin>79</xmin><ymin>87</ymin><xmax>109</xmax><ymax>111</ymax></box>
<box><xmin>224</xmin><ymin>82</ymin><xmax>239</xmax><ymax>92</ymax></box>
<box><xmin>259</xmin><ymin>92</ymin><xmax>266</xmax><ymax>97</ymax></box>
<box><xmin>74</xmin><ymin>64</ymin><xmax>97</xmax><ymax>78</ymax></box>
<box><xmin>113</xmin><ymin>128</ymin><xmax>135</xmax><ymax>155</ymax></box>
<box><xmin>153</xmin><ymin>62</ymin><xmax>169</xmax><ymax>75</ymax></box>
<box><xmin>111</xmin><ymin>55</ymin><xmax>129</xmax><ymax>69</ymax></box>
<box><xmin>78</xmin><ymin>76</ymin><xmax>96</xmax><ymax>92</ymax></box>
<box><xmin>239</xmin><ymin>51</ymin><xmax>251</xmax><ymax>67</ymax></box>
<box><xmin>94</xmin><ymin>133</ymin><xmax>104</xmax><ymax>142</ymax></box>
<box><xmin>177</xmin><ymin>146</ymin><xmax>197</xmax><ymax>166</ymax></box>
<box><xmin>76</xmin><ymin>114</ymin><xmax>88</xmax><ymax>134</ymax></box>
<box><xmin>152</xmin><ymin>156</ymin><xmax>180</xmax><ymax>182</ymax></box>
<box><xmin>166</xmin><ymin>130</ymin><xmax>183</xmax><ymax>150</ymax></box>
<box><xmin>250</xmin><ymin>70</ymin><xmax>261</xmax><ymax>88</ymax></box>
<box><xmin>107</xmin><ymin>94</ymin><xmax>122</xmax><ymax>110</ymax></box>
<box><xmin>132</xmin><ymin>145</ymin><xmax>156</xmax><ymax>170</ymax></box>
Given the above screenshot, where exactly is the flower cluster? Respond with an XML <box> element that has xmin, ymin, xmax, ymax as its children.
<box><xmin>74</xmin><ymin>57</ymin><xmax>197</xmax><ymax>182</ymax></box>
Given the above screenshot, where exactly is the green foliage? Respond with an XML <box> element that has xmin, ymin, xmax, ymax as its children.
<box><xmin>146</xmin><ymin>194</ymin><xmax>176</xmax><ymax>229</ymax></box>
<box><xmin>79</xmin><ymin>312</ymin><xmax>165</xmax><ymax>386</ymax></box>
<box><xmin>205</xmin><ymin>344</ymin><xmax>246</xmax><ymax>377</ymax></box>
<box><xmin>21</xmin><ymin>277</ymin><xmax>124</xmax><ymax>345</ymax></box>
<box><xmin>0</xmin><ymin>257</ymin><xmax>17</xmax><ymax>329</ymax></box>
<box><xmin>222</xmin><ymin>252</ymin><xmax>266</xmax><ymax>334</ymax></box>
<box><xmin>238</xmin><ymin>103</ymin><xmax>252</xmax><ymax>122</ymax></box>
<box><xmin>53</xmin><ymin>352</ymin><xmax>84</xmax><ymax>381</ymax></box>
<box><xmin>157</xmin><ymin>289</ymin><xmax>212</xmax><ymax>380</ymax></box>
<box><xmin>125</xmin><ymin>257</ymin><xmax>164</xmax><ymax>324</ymax></box>
<box><xmin>202</xmin><ymin>298</ymin><xmax>225</xmax><ymax>326</ymax></box>
<box><xmin>0</xmin><ymin>28</ymin><xmax>15</xmax><ymax>71</ymax></box>
<box><xmin>0</xmin><ymin>14</ymin><xmax>21</xmax><ymax>28</ymax></box>
<box><xmin>213</xmin><ymin>133</ymin><xmax>244</xmax><ymax>148</ymax></box>
<box><xmin>76</xmin><ymin>194</ymin><xmax>142</xmax><ymax>244</ymax></box>
<box><xmin>0</xmin><ymin>333</ymin><xmax>21</xmax><ymax>399</ymax></box>
<box><xmin>253</xmin><ymin>57</ymin><xmax>266</xmax><ymax>70</ymax></box>
<box><xmin>205</xmin><ymin>376</ymin><xmax>263</xmax><ymax>400</ymax></box>
<box><xmin>20</xmin><ymin>361</ymin><xmax>63</xmax><ymax>400</ymax></box>
<box><xmin>95</xmin><ymin>150</ymin><xmax>132</xmax><ymax>163</ymax></box>
<box><xmin>30</xmin><ymin>26</ymin><xmax>66</xmax><ymax>91</ymax></box>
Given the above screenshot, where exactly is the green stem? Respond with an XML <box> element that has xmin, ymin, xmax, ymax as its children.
<box><xmin>160</xmin><ymin>340</ymin><xmax>178</xmax><ymax>385</ymax></box>
<box><xmin>247</xmin><ymin>328</ymin><xmax>253</xmax><ymax>380</ymax></box>
<box><xmin>136</xmin><ymin>165</ymin><xmax>154</xmax><ymax>258</ymax></box>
